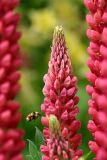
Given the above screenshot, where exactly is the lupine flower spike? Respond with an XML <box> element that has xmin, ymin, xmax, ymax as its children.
<box><xmin>84</xmin><ymin>0</ymin><xmax>107</xmax><ymax>159</ymax></box>
<box><xmin>41</xmin><ymin>26</ymin><xmax>83</xmax><ymax>160</ymax></box>
<box><xmin>0</xmin><ymin>0</ymin><xmax>25</xmax><ymax>159</ymax></box>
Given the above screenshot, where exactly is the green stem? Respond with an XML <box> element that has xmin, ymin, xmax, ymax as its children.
<box><xmin>79</xmin><ymin>151</ymin><xmax>92</xmax><ymax>160</ymax></box>
<box><xmin>84</xmin><ymin>151</ymin><xmax>92</xmax><ymax>160</ymax></box>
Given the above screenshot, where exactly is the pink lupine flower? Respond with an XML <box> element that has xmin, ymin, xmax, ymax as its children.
<box><xmin>84</xmin><ymin>0</ymin><xmax>107</xmax><ymax>159</ymax></box>
<box><xmin>0</xmin><ymin>0</ymin><xmax>25</xmax><ymax>159</ymax></box>
<box><xmin>41</xmin><ymin>26</ymin><xmax>82</xmax><ymax>160</ymax></box>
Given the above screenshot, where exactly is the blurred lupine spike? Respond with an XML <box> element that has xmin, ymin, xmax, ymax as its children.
<box><xmin>0</xmin><ymin>0</ymin><xmax>25</xmax><ymax>159</ymax></box>
<box><xmin>41</xmin><ymin>26</ymin><xmax>83</xmax><ymax>160</ymax></box>
<box><xmin>84</xmin><ymin>0</ymin><xmax>107</xmax><ymax>159</ymax></box>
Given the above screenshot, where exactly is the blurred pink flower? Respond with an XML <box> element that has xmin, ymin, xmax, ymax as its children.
<box><xmin>84</xmin><ymin>0</ymin><xmax>107</xmax><ymax>159</ymax></box>
<box><xmin>0</xmin><ymin>0</ymin><xmax>25</xmax><ymax>159</ymax></box>
<box><xmin>41</xmin><ymin>26</ymin><xmax>82</xmax><ymax>160</ymax></box>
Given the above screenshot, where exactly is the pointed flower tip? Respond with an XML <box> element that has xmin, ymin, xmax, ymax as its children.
<box><xmin>54</xmin><ymin>26</ymin><xmax>64</xmax><ymax>37</ymax></box>
<box><xmin>49</xmin><ymin>115</ymin><xmax>60</xmax><ymax>135</ymax></box>
<box><xmin>53</xmin><ymin>26</ymin><xmax>65</xmax><ymax>46</ymax></box>
<box><xmin>54</xmin><ymin>26</ymin><xmax>63</xmax><ymax>33</ymax></box>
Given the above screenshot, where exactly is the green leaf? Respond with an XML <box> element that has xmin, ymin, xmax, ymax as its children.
<box><xmin>25</xmin><ymin>155</ymin><xmax>33</xmax><ymax>160</ymax></box>
<box><xmin>35</xmin><ymin>127</ymin><xmax>45</xmax><ymax>149</ymax></box>
<box><xmin>27</xmin><ymin>139</ymin><xmax>41</xmax><ymax>160</ymax></box>
<box><xmin>38</xmin><ymin>151</ymin><xmax>42</xmax><ymax>159</ymax></box>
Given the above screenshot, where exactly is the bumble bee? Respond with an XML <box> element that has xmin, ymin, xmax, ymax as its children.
<box><xmin>26</xmin><ymin>112</ymin><xmax>41</xmax><ymax>122</ymax></box>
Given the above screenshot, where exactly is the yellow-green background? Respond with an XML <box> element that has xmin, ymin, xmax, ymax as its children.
<box><xmin>17</xmin><ymin>0</ymin><xmax>93</xmax><ymax>158</ymax></box>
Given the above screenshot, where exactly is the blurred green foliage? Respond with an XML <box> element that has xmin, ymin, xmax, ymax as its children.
<box><xmin>17</xmin><ymin>0</ymin><xmax>94</xmax><ymax>158</ymax></box>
